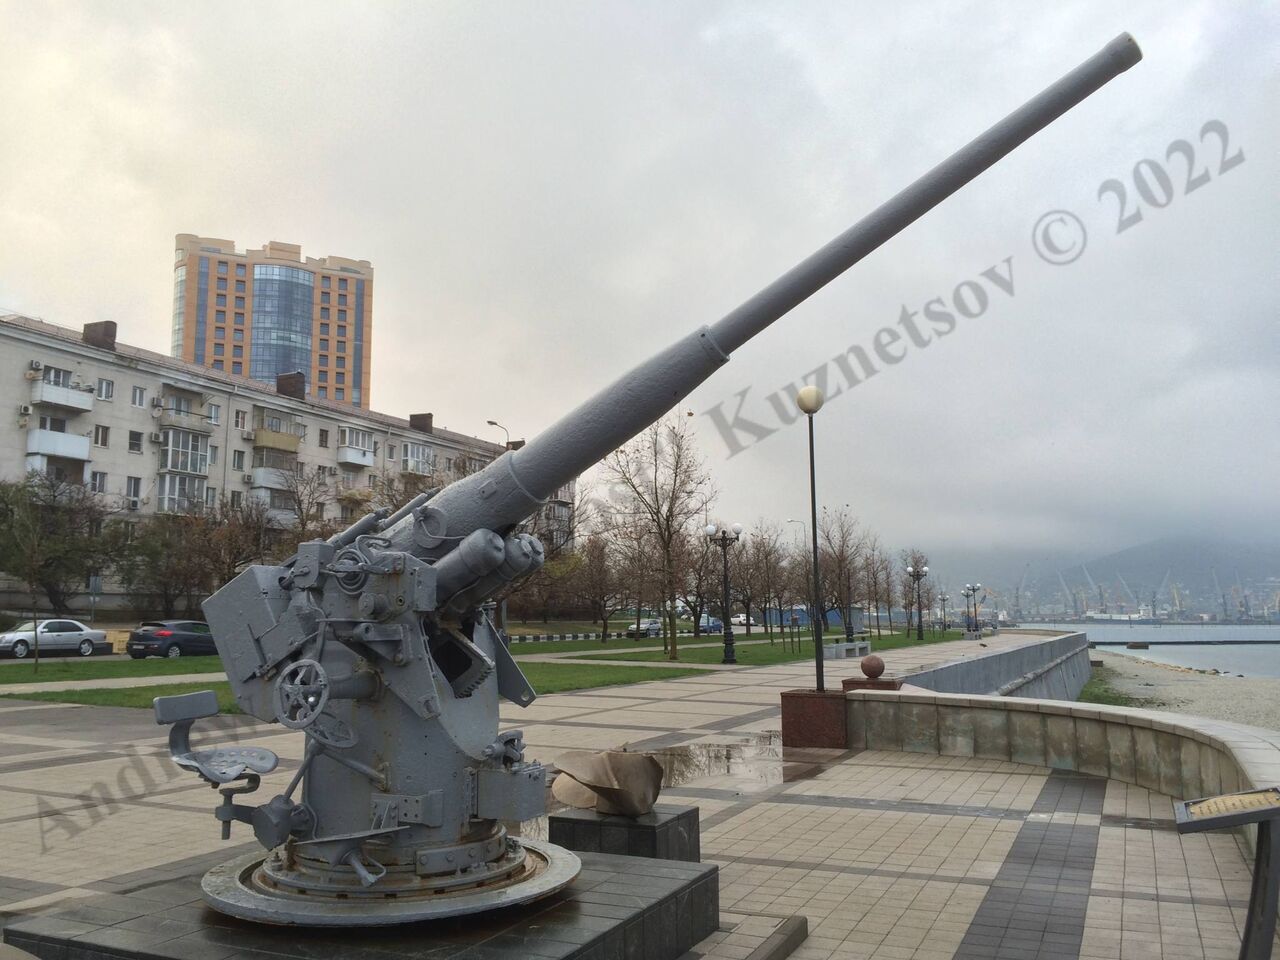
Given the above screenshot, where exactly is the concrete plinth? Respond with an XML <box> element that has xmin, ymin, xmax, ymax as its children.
<box><xmin>841</xmin><ymin>677</ymin><xmax>904</xmax><ymax>692</ymax></box>
<box><xmin>549</xmin><ymin>803</ymin><xmax>701</xmax><ymax>862</ymax></box>
<box><xmin>2</xmin><ymin>852</ymin><xmax>718</xmax><ymax>960</ymax></box>
<box><xmin>780</xmin><ymin>689</ymin><xmax>847</xmax><ymax>748</ymax></box>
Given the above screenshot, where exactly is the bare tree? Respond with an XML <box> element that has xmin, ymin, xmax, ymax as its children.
<box><xmin>746</xmin><ymin>521</ymin><xmax>786</xmax><ymax>639</ymax></box>
<box><xmin>601</xmin><ymin>415</ymin><xmax>715</xmax><ymax>661</ymax></box>
<box><xmin>675</xmin><ymin>528</ymin><xmax>717</xmax><ymax>638</ymax></box>
<box><xmin>201</xmin><ymin>497</ymin><xmax>272</xmax><ymax>588</ymax></box>
<box><xmin>280</xmin><ymin>465</ymin><xmax>335</xmax><ymax>541</ymax></box>
<box><xmin>820</xmin><ymin>506</ymin><xmax>865</xmax><ymax>636</ymax></box>
<box><xmin>569</xmin><ymin>533</ymin><xmax>625</xmax><ymax>640</ymax></box>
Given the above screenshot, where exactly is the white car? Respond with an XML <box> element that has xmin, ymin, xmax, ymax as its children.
<box><xmin>0</xmin><ymin>619</ymin><xmax>107</xmax><ymax>659</ymax></box>
<box><xmin>730</xmin><ymin>614</ymin><xmax>759</xmax><ymax>626</ymax></box>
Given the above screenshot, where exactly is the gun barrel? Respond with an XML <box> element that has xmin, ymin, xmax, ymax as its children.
<box><xmin>392</xmin><ymin>34</ymin><xmax>1141</xmax><ymax>552</ymax></box>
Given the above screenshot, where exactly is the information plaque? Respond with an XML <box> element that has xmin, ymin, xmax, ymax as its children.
<box><xmin>1176</xmin><ymin>785</ymin><xmax>1280</xmax><ymax>960</ymax></box>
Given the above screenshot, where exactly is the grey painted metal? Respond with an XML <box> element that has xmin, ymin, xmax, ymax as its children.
<box><xmin>178</xmin><ymin>34</ymin><xmax>1141</xmax><ymax>926</ymax></box>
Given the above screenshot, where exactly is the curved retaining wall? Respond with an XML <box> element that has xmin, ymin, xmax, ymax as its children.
<box><xmin>903</xmin><ymin>632</ymin><xmax>1091</xmax><ymax>700</ymax></box>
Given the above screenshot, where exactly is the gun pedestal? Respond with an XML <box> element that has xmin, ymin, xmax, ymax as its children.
<box><xmin>1176</xmin><ymin>787</ymin><xmax>1280</xmax><ymax>959</ymax></box>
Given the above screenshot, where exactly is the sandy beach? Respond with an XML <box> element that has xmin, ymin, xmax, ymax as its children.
<box><xmin>1096</xmin><ymin>650</ymin><xmax>1280</xmax><ymax>731</ymax></box>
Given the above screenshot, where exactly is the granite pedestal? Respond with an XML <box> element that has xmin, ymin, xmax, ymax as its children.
<box><xmin>549</xmin><ymin>804</ymin><xmax>700</xmax><ymax>862</ymax></box>
<box><xmin>3</xmin><ymin>852</ymin><xmax>718</xmax><ymax>960</ymax></box>
<box><xmin>779</xmin><ymin>689</ymin><xmax>846</xmax><ymax>748</ymax></box>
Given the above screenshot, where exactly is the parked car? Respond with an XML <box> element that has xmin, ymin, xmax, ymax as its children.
<box><xmin>0</xmin><ymin>619</ymin><xmax>108</xmax><ymax>659</ymax></box>
<box><xmin>127</xmin><ymin>621</ymin><xmax>217</xmax><ymax>659</ymax></box>
<box><xmin>697</xmin><ymin>614</ymin><xmax>723</xmax><ymax>632</ymax></box>
<box><xmin>730</xmin><ymin>614</ymin><xmax>759</xmax><ymax>626</ymax></box>
<box><xmin>625</xmin><ymin>618</ymin><xmax>662</xmax><ymax>639</ymax></box>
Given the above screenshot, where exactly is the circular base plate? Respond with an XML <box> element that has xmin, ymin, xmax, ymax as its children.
<box><xmin>201</xmin><ymin>839</ymin><xmax>580</xmax><ymax>926</ymax></box>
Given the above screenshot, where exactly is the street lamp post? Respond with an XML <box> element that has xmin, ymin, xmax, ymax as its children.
<box><xmin>962</xmin><ymin>583</ymin><xmax>982</xmax><ymax>637</ymax></box>
<box><xmin>485</xmin><ymin>419</ymin><xmax>510</xmax><ymax>448</ymax></box>
<box><xmin>795</xmin><ymin>385</ymin><xmax>825</xmax><ymax>691</ymax></box>
<box><xmin>706</xmin><ymin>522</ymin><xmax>744</xmax><ymax>664</ymax></box>
<box><xmin>940</xmin><ymin>593</ymin><xmax>950</xmax><ymax>632</ymax></box>
<box><xmin>907</xmin><ymin>564</ymin><xmax>928</xmax><ymax>643</ymax></box>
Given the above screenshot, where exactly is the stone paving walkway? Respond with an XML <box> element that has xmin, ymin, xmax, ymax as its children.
<box><xmin>0</xmin><ymin>631</ymin><xmax>1269</xmax><ymax>959</ymax></box>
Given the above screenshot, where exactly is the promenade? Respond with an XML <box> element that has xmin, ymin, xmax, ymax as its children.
<box><xmin>0</xmin><ymin>632</ymin><xmax>1266</xmax><ymax>959</ymax></box>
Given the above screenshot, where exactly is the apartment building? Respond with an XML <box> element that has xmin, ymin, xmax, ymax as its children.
<box><xmin>172</xmin><ymin>235</ymin><xmax>374</xmax><ymax>408</ymax></box>
<box><xmin>1</xmin><ymin>315</ymin><xmax>575</xmax><ymax>571</ymax></box>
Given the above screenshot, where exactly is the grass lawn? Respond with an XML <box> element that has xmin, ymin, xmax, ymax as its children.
<box><xmin>0</xmin><ymin>655</ymin><xmax>225</xmax><ymax>685</ymax></box>
<box><xmin>505</xmin><ymin>620</ymin><xmax>605</xmax><ymax>636</ymax></box>
<box><xmin>582</xmin><ymin>629</ymin><xmax>967</xmax><ymax>664</ymax></box>
<box><xmin>0</xmin><ymin>661</ymin><xmax>705</xmax><ymax>712</ymax></box>
<box><xmin>1077</xmin><ymin>663</ymin><xmax>1162</xmax><ymax>708</ymax></box>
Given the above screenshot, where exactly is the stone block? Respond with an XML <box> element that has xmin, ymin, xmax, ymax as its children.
<box><xmin>550</xmin><ymin>805</ymin><xmax>701</xmax><ymax>863</ymax></box>
<box><xmin>1179</xmin><ymin>738</ymin><xmax>1202</xmax><ymax>800</ymax></box>
<box><xmin>1009</xmin><ymin>710</ymin><xmax>1046</xmax><ymax>767</ymax></box>
<box><xmin>938</xmin><ymin>705</ymin><xmax>976</xmax><ymax>758</ymax></box>
<box><xmin>864</xmin><ymin>699</ymin><xmax>902</xmax><ymax>751</ymax></box>
<box><xmin>1156</xmin><ymin>731</ymin><xmax>1183</xmax><ymax>797</ymax></box>
<box><xmin>900</xmin><ymin>701</ymin><xmax>939</xmax><ymax>754</ymax></box>
<box><xmin>971</xmin><ymin>708</ymin><xmax>1010</xmax><ymax>760</ymax></box>
<box><xmin>1132</xmin><ymin>726</ymin><xmax>1160</xmax><ymax>791</ymax></box>
<box><xmin>1074</xmin><ymin>718</ymin><xmax>1108</xmax><ymax>778</ymax></box>
<box><xmin>1199</xmin><ymin>744</ymin><xmax>1221</xmax><ymax>797</ymax></box>
<box><xmin>1044</xmin><ymin>714</ymin><xmax>1077</xmax><ymax>772</ymax></box>
<box><xmin>780</xmin><ymin>689</ymin><xmax>847</xmax><ymax>749</ymax></box>
<box><xmin>1105</xmin><ymin>723</ymin><xmax>1135</xmax><ymax>784</ymax></box>
<box><xmin>847</xmin><ymin>699</ymin><xmax>867</xmax><ymax>749</ymax></box>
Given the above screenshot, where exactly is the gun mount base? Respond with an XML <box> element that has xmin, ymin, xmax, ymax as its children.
<box><xmin>201</xmin><ymin>838</ymin><xmax>580</xmax><ymax>926</ymax></box>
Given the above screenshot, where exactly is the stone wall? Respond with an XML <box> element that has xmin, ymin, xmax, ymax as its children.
<box><xmin>903</xmin><ymin>632</ymin><xmax>1091</xmax><ymax>700</ymax></box>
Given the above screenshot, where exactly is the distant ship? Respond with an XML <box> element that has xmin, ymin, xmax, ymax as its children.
<box><xmin>1083</xmin><ymin>604</ymin><xmax>1158</xmax><ymax>624</ymax></box>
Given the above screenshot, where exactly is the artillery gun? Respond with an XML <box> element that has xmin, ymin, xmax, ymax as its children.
<box><xmin>157</xmin><ymin>34</ymin><xmax>1142</xmax><ymax>925</ymax></box>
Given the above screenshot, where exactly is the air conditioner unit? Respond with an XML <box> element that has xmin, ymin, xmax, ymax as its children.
<box><xmin>148</xmin><ymin>431</ymin><xmax>163</xmax><ymax>443</ymax></box>
<box><xmin>17</xmin><ymin>404</ymin><xmax>32</xmax><ymax>416</ymax></box>
<box><xmin>126</xmin><ymin>498</ymin><xmax>140</xmax><ymax>512</ymax></box>
<box><xmin>241</xmin><ymin>430</ymin><xmax>256</xmax><ymax>441</ymax></box>
<box><xmin>150</xmin><ymin>397</ymin><xmax>164</xmax><ymax>408</ymax></box>
<box><xmin>242</xmin><ymin>473</ymin><xmax>253</xmax><ymax>484</ymax></box>
<box><xmin>28</xmin><ymin>360</ymin><xmax>43</xmax><ymax>372</ymax></box>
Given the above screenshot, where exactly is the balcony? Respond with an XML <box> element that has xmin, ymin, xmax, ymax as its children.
<box><xmin>158</xmin><ymin>408</ymin><xmax>213</xmax><ymax>434</ymax></box>
<box><xmin>251</xmin><ymin>427</ymin><xmax>302</xmax><ymax>453</ymax></box>
<box><xmin>337</xmin><ymin>445</ymin><xmax>375</xmax><ymax>468</ymax></box>
<box><xmin>27</xmin><ymin>429</ymin><xmax>91</xmax><ymax>461</ymax></box>
<box><xmin>250</xmin><ymin>466</ymin><xmax>294</xmax><ymax>491</ymax></box>
<box><xmin>30</xmin><ymin>380</ymin><xmax>94</xmax><ymax>413</ymax></box>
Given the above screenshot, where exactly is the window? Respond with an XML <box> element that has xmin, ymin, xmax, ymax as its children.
<box><xmin>235</xmin><ymin>263</ymin><xmax>246</xmax><ymax>277</ymax></box>
<box><xmin>319</xmin><ymin>355</ymin><xmax>328</xmax><ymax>367</ymax></box>
<box><xmin>96</xmin><ymin>378</ymin><xmax>114</xmax><ymax>401</ymax></box>
<box><xmin>215</xmin><ymin>327</ymin><xmax>225</xmax><ymax>340</ymax></box>
<box><xmin>268</xmin><ymin>489</ymin><xmax>293</xmax><ymax>510</ymax></box>
<box><xmin>90</xmin><ymin>471</ymin><xmax>107</xmax><ymax>493</ymax></box>
<box><xmin>217</xmin><ymin>277</ymin><xmax>227</xmax><ymax>291</ymax></box>
<box><xmin>387</xmin><ymin>443</ymin><xmax>395</xmax><ymax>461</ymax></box>
<box><xmin>232</xmin><ymin>362</ymin><xmax>242</xmax><ymax>374</ymax></box>
<box><xmin>208</xmin><ymin>403</ymin><xmax>221</xmax><ymax>425</ymax></box>
<box><xmin>318</xmin><ymin>429</ymin><xmax>329</xmax><ymax>448</ymax></box>
<box><xmin>338</xmin><ymin>293</ymin><xmax>348</xmax><ymax>306</ymax></box>
<box><xmin>160</xmin><ymin>428</ymin><xmax>209</xmax><ymax>474</ymax></box>
<box><xmin>209</xmin><ymin>444</ymin><xmax>219</xmax><ymax>465</ymax></box>
<box><xmin>320</xmin><ymin>307</ymin><xmax>330</xmax><ymax>321</ymax></box>
<box><xmin>36</xmin><ymin>414</ymin><xmax>63</xmax><ymax>433</ymax></box>
<box><xmin>43</xmin><ymin>366</ymin><xmax>73</xmax><ymax>388</ymax></box>
<box><xmin>232</xmin><ymin>449</ymin><xmax>245</xmax><ymax>470</ymax></box>
<box><xmin>336</xmin><ymin>356</ymin><xmax>346</xmax><ymax>369</ymax></box>
<box><xmin>235</xmin><ymin>296</ymin><xmax>244</xmax><ymax>309</ymax></box>
<box><xmin>170</xmin><ymin>395</ymin><xmax>192</xmax><ymax>415</ymax></box>
<box><xmin>402</xmin><ymin>441</ymin><xmax>433</xmax><ymax>474</ymax></box>
<box><xmin>337</xmin><ymin>341</ymin><xmax>346</xmax><ymax>354</ymax></box>
<box><xmin>321</xmin><ymin>292</ymin><xmax>330</xmax><ymax>304</ymax></box>
<box><xmin>320</xmin><ymin>323</ymin><xmax>330</xmax><ymax>335</ymax></box>
<box><xmin>233</xmin><ymin>345</ymin><xmax>243</xmax><ymax>358</ymax></box>
<box><xmin>128</xmin><ymin>430</ymin><xmax>143</xmax><ymax>453</ymax></box>
<box><xmin>337</xmin><ymin>325</ymin><xmax>347</xmax><ymax>338</ymax></box>
<box><xmin>319</xmin><ymin>339</ymin><xmax>329</xmax><ymax>351</ymax></box>
<box><xmin>321</xmin><ymin>276</ymin><xmax>331</xmax><ymax>289</ymax></box>
<box><xmin>217</xmin><ymin>261</ymin><xmax>228</xmax><ymax>275</ymax></box>
<box><xmin>158</xmin><ymin>473</ymin><xmax>206</xmax><ymax>513</ymax></box>
<box><xmin>235</xmin><ymin>312</ymin><xmax>245</xmax><ymax>325</ymax></box>
<box><xmin>205</xmin><ymin>486</ymin><xmax>217</xmax><ymax>507</ymax></box>
<box><xmin>235</xmin><ymin>280</ymin><xmax>245</xmax><ymax>293</ymax></box>
<box><xmin>230</xmin><ymin>490</ymin><xmax>243</xmax><ymax>507</ymax></box>
<box><xmin>126</xmin><ymin>476</ymin><xmax>141</xmax><ymax>499</ymax></box>
<box><xmin>318</xmin><ymin>387</ymin><xmax>328</xmax><ymax>398</ymax></box>
<box><xmin>131</xmin><ymin>385</ymin><xmax>146</xmax><ymax>407</ymax></box>
<box><xmin>233</xmin><ymin>329</ymin><xmax>244</xmax><ymax>341</ymax></box>
<box><xmin>338</xmin><ymin>278</ymin><xmax>348</xmax><ymax>291</ymax></box>
<box><xmin>93</xmin><ymin>424</ymin><xmax>109</xmax><ymax>447</ymax></box>
<box><xmin>214</xmin><ymin>343</ymin><xmax>225</xmax><ymax>356</ymax></box>
<box><xmin>336</xmin><ymin>373</ymin><xmax>345</xmax><ymax>384</ymax></box>
<box><xmin>216</xmin><ymin>294</ymin><xmax>226</xmax><ymax>307</ymax></box>
<box><xmin>336</xmin><ymin>389</ymin><xmax>344</xmax><ymax>400</ymax></box>
<box><xmin>234</xmin><ymin>409</ymin><xmax>247</xmax><ymax>429</ymax></box>
<box><xmin>213</xmin><ymin>360</ymin><xmax>224</xmax><ymax>370</ymax></box>
<box><xmin>318</xmin><ymin>371</ymin><xmax>327</xmax><ymax>383</ymax></box>
<box><xmin>337</xmin><ymin>427</ymin><xmax>374</xmax><ymax>450</ymax></box>
<box><xmin>216</xmin><ymin>310</ymin><xmax>226</xmax><ymax>322</ymax></box>
<box><xmin>338</xmin><ymin>310</ymin><xmax>347</xmax><ymax>322</ymax></box>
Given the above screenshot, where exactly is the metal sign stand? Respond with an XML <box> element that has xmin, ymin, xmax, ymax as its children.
<box><xmin>1175</xmin><ymin>786</ymin><xmax>1280</xmax><ymax>959</ymax></box>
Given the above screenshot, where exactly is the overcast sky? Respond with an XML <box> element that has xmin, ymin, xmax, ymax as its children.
<box><xmin>1</xmin><ymin>1</ymin><xmax>1275</xmax><ymax>590</ymax></box>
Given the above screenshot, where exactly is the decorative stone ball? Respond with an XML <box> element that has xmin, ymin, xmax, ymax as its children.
<box><xmin>860</xmin><ymin>654</ymin><xmax>885</xmax><ymax>679</ymax></box>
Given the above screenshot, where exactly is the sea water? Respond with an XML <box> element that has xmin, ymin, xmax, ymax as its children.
<box><xmin>1036</xmin><ymin>623</ymin><xmax>1280</xmax><ymax>678</ymax></box>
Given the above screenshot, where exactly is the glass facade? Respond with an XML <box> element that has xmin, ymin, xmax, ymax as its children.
<box><xmin>171</xmin><ymin>264</ymin><xmax>187</xmax><ymax>356</ymax></box>
<box><xmin>194</xmin><ymin>258</ymin><xmax>209</xmax><ymax>364</ymax></box>
<box><xmin>353</xmin><ymin>278</ymin><xmax>365</xmax><ymax>406</ymax></box>
<box><xmin>250</xmin><ymin>264</ymin><xmax>314</xmax><ymax>388</ymax></box>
